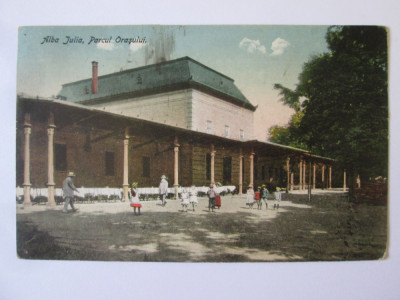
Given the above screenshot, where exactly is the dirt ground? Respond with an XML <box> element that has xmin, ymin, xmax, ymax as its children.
<box><xmin>16</xmin><ymin>192</ymin><xmax>388</xmax><ymax>262</ymax></box>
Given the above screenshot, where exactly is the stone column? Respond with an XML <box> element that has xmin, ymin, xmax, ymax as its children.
<box><xmin>299</xmin><ymin>160</ymin><xmax>303</xmax><ymax>190</ymax></box>
<box><xmin>313</xmin><ymin>163</ymin><xmax>316</xmax><ymax>189</ymax></box>
<box><xmin>321</xmin><ymin>165</ymin><xmax>325</xmax><ymax>189</ymax></box>
<box><xmin>239</xmin><ymin>148</ymin><xmax>243</xmax><ymax>195</ymax></box>
<box><xmin>290</xmin><ymin>172</ymin><xmax>294</xmax><ymax>191</ymax></box>
<box><xmin>329</xmin><ymin>166</ymin><xmax>332</xmax><ymax>189</ymax></box>
<box><xmin>343</xmin><ymin>170</ymin><xmax>347</xmax><ymax>191</ymax></box>
<box><xmin>302</xmin><ymin>160</ymin><xmax>306</xmax><ymax>190</ymax></box>
<box><xmin>122</xmin><ymin>129</ymin><xmax>129</xmax><ymax>201</ymax></box>
<box><xmin>173</xmin><ymin>136</ymin><xmax>180</xmax><ymax>199</ymax></box>
<box><xmin>286</xmin><ymin>157</ymin><xmax>290</xmax><ymax>192</ymax></box>
<box><xmin>47</xmin><ymin>112</ymin><xmax>56</xmax><ymax>207</ymax></box>
<box><xmin>23</xmin><ymin>113</ymin><xmax>32</xmax><ymax>205</ymax></box>
<box><xmin>249</xmin><ymin>150</ymin><xmax>255</xmax><ymax>188</ymax></box>
<box><xmin>211</xmin><ymin>144</ymin><xmax>216</xmax><ymax>185</ymax></box>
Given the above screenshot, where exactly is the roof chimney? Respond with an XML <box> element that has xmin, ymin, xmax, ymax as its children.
<box><xmin>91</xmin><ymin>61</ymin><xmax>98</xmax><ymax>94</ymax></box>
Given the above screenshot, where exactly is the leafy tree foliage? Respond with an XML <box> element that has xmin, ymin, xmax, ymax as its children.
<box><xmin>271</xmin><ymin>26</ymin><xmax>388</xmax><ymax>184</ymax></box>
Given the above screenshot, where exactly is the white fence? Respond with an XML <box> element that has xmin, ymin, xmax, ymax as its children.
<box><xmin>16</xmin><ymin>185</ymin><xmax>236</xmax><ymax>204</ymax></box>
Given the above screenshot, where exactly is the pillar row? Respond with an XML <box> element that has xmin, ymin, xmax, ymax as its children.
<box><xmin>47</xmin><ymin>118</ymin><xmax>56</xmax><ymax>207</ymax></box>
<box><xmin>173</xmin><ymin>136</ymin><xmax>180</xmax><ymax>199</ymax></box>
<box><xmin>249</xmin><ymin>151</ymin><xmax>255</xmax><ymax>188</ymax></box>
<box><xmin>286</xmin><ymin>157</ymin><xmax>290</xmax><ymax>192</ymax></box>
<box><xmin>211</xmin><ymin>144</ymin><xmax>216</xmax><ymax>185</ymax></box>
<box><xmin>23</xmin><ymin>113</ymin><xmax>32</xmax><ymax>205</ymax></box>
<box><xmin>239</xmin><ymin>148</ymin><xmax>243</xmax><ymax>195</ymax></box>
<box><xmin>122</xmin><ymin>129</ymin><xmax>129</xmax><ymax>201</ymax></box>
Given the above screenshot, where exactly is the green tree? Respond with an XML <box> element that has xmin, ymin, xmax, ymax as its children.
<box><xmin>272</xmin><ymin>26</ymin><xmax>388</xmax><ymax>187</ymax></box>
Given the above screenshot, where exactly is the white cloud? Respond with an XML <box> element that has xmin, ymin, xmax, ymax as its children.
<box><xmin>239</xmin><ymin>38</ymin><xmax>266</xmax><ymax>54</ymax></box>
<box><xmin>129</xmin><ymin>42</ymin><xmax>147</xmax><ymax>52</ymax></box>
<box><xmin>97</xmin><ymin>41</ymin><xmax>115</xmax><ymax>51</ymax></box>
<box><xmin>270</xmin><ymin>38</ymin><xmax>290</xmax><ymax>56</ymax></box>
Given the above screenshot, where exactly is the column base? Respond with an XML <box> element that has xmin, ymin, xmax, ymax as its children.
<box><xmin>122</xmin><ymin>185</ymin><xmax>129</xmax><ymax>202</ymax></box>
<box><xmin>23</xmin><ymin>185</ymin><xmax>32</xmax><ymax>205</ymax></box>
<box><xmin>47</xmin><ymin>184</ymin><xmax>56</xmax><ymax>207</ymax></box>
<box><xmin>173</xmin><ymin>184</ymin><xmax>179</xmax><ymax>200</ymax></box>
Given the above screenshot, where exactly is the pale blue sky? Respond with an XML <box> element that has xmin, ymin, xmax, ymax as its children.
<box><xmin>17</xmin><ymin>25</ymin><xmax>329</xmax><ymax>139</ymax></box>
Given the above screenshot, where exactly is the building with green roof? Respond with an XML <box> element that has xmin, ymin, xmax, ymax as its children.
<box><xmin>57</xmin><ymin>57</ymin><xmax>257</xmax><ymax>141</ymax></box>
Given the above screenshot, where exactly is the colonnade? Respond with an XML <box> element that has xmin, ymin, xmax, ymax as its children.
<box><xmin>21</xmin><ymin>111</ymin><xmax>347</xmax><ymax>207</ymax></box>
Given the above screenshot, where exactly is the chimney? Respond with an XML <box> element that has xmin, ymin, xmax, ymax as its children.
<box><xmin>91</xmin><ymin>61</ymin><xmax>98</xmax><ymax>94</ymax></box>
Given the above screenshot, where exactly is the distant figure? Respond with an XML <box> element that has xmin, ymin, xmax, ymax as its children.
<box><xmin>260</xmin><ymin>184</ymin><xmax>269</xmax><ymax>209</ymax></box>
<box><xmin>159</xmin><ymin>175</ymin><xmax>169</xmax><ymax>206</ymax></box>
<box><xmin>274</xmin><ymin>187</ymin><xmax>282</xmax><ymax>209</ymax></box>
<box><xmin>207</xmin><ymin>184</ymin><xmax>216</xmax><ymax>212</ymax></box>
<box><xmin>189</xmin><ymin>185</ymin><xmax>198</xmax><ymax>211</ymax></box>
<box><xmin>246</xmin><ymin>185</ymin><xmax>255</xmax><ymax>209</ymax></box>
<box><xmin>130</xmin><ymin>183</ymin><xmax>142</xmax><ymax>215</ymax></box>
<box><xmin>62</xmin><ymin>172</ymin><xmax>79</xmax><ymax>213</ymax></box>
<box><xmin>181</xmin><ymin>188</ymin><xmax>190</xmax><ymax>212</ymax></box>
<box><xmin>254</xmin><ymin>187</ymin><xmax>262</xmax><ymax>210</ymax></box>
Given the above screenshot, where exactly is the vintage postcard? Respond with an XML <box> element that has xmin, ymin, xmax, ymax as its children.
<box><xmin>16</xmin><ymin>25</ymin><xmax>388</xmax><ymax>262</ymax></box>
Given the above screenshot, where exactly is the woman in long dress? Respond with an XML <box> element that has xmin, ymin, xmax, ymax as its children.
<box><xmin>246</xmin><ymin>185</ymin><xmax>255</xmax><ymax>208</ymax></box>
<box><xmin>189</xmin><ymin>185</ymin><xmax>198</xmax><ymax>211</ymax></box>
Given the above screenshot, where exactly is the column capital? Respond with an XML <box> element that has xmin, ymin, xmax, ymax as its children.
<box><xmin>24</xmin><ymin>127</ymin><xmax>31</xmax><ymax>135</ymax></box>
<box><xmin>47</xmin><ymin>127</ymin><xmax>55</xmax><ymax>136</ymax></box>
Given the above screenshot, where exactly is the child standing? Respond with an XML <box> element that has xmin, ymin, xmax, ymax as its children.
<box><xmin>273</xmin><ymin>187</ymin><xmax>282</xmax><ymax>209</ymax></box>
<box><xmin>261</xmin><ymin>184</ymin><xmax>269</xmax><ymax>209</ymax></box>
<box><xmin>207</xmin><ymin>184</ymin><xmax>216</xmax><ymax>212</ymax></box>
<box><xmin>189</xmin><ymin>185</ymin><xmax>198</xmax><ymax>211</ymax></box>
<box><xmin>181</xmin><ymin>188</ymin><xmax>190</xmax><ymax>212</ymax></box>
<box><xmin>130</xmin><ymin>182</ymin><xmax>142</xmax><ymax>215</ymax></box>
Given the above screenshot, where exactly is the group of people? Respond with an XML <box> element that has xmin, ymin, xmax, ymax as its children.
<box><xmin>245</xmin><ymin>184</ymin><xmax>282</xmax><ymax>210</ymax></box>
<box><xmin>61</xmin><ymin>172</ymin><xmax>282</xmax><ymax>216</ymax></box>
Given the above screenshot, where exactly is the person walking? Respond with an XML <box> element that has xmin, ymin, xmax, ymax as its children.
<box><xmin>261</xmin><ymin>184</ymin><xmax>269</xmax><ymax>209</ymax></box>
<box><xmin>207</xmin><ymin>184</ymin><xmax>216</xmax><ymax>212</ymax></box>
<box><xmin>62</xmin><ymin>172</ymin><xmax>79</xmax><ymax>213</ymax></box>
<box><xmin>159</xmin><ymin>175</ymin><xmax>169</xmax><ymax>206</ymax></box>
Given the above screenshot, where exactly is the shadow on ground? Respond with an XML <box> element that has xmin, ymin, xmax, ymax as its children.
<box><xmin>17</xmin><ymin>198</ymin><xmax>387</xmax><ymax>262</ymax></box>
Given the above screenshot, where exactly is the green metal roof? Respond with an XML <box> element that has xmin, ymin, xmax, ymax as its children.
<box><xmin>57</xmin><ymin>57</ymin><xmax>256</xmax><ymax>110</ymax></box>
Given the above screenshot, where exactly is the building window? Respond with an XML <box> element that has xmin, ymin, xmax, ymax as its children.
<box><xmin>206</xmin><ymin>153</ymin><xmax>211</xmax><ymax>180</ymax></box>
<box><xmin>225</xmin><ymin>125</ymin><xmax>230</xmax><ymax>138</ymax></box>
<box><xmin>142</xmin><ymin>156</ymin><xmax>150</xmax><ymax>178</ymax></box>
<box><xmin>223</xmin><ymin>156</ymin><xmax>232</xmax><ymax>184</ymax></box>
<box><xmin>105</xmin><ymin>151</ymin><xmax>115</xmax><ymax>176</ymax></box>
<box><xmin>206</xmin><ymin>120</ymin><xmax>212</xmax><ymax>134</ymax></box>
<box><xmin>137</xmin><ymin>74</ymin><xmax>142</xmax><ymax>84</ymax></box>
<box><xmin>240</xmin><ymin>129</ymin><xmax>245</xmax><ymax>141</ymax></box>
<box><xmin>55</xmin><ymin>143</ymin><xmax>67</xmax><ymax>171</ymax></box>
